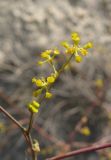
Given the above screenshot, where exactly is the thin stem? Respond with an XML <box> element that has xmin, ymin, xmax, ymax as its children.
<box><xmin>28</xmin><ymin>134</ymin><xmax>37</xmax><ymax>160</ymax></box>
<box><xmin>27</xmin><ymin>112</ymin><xmax>34</xmax><ymax>134</ymax></box>
<box><xmin>0</xmin><ymin>106</ymin><xmax>24</xmax><ymax>131</ymax></box>
<box><xmin>0</xmin><ymin>106</ymin><xmax>36</xmax><ymax>160</ymax></box>
<box><xmin>57</xmin><ymin>54</ymin><xmax>74</xmax><ymax>76</ymax></box>
<box><xmin>47</xmin><ymin>143</ymin><xmax>111</xmax><ymax>160</ymax></box>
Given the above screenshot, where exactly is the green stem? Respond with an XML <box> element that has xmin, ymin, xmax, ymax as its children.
<box><xmin>57</xmin><ymin>53</ymin><xmax>74</xmax><ymax>76</ymax></box>
<box><xmin>27</xmin><ymin>112</ymin><xmax>34</xmax><ymax>134</ymax></box>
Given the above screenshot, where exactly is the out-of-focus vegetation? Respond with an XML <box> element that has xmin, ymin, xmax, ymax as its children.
<box><xmin>0</xmin><ymin>0</ymin><xmax>111</xmax><ymax>160</ymax></box>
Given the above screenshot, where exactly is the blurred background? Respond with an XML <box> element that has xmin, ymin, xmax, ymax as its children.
<box><xmin>0</xmin><ymin>0</ymin><xmax>111</xmax><ymax>159</ymax></box>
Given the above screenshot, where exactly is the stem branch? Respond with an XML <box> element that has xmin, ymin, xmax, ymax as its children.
<box><xmin>0</xmin><ymin>106</ymin><xmax>36</xmax><ymax>160</ymax></box>
<box><xmin>0</xmin><ymin>106</ymin><xmax>24</xmax><ymax>131</ymax></box>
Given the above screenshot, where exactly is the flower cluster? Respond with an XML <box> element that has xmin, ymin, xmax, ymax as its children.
<box><xmin>27</xmin><ymin>74</ymin><xmax>57</xmax><ymax>113</ymax></box>
<box><xmin>32</xmin><ymin>74</ymin><xmax>56</xmax><ymax>98</ymax></box>
<box><xmin>61</xmin><ymin>32</ymin><xmax>93</xmax><ymax>63</ymax></box>
<box><xmin>38</xmin><ymin>49</ymin><xmax>60</xmax><ymax>66</ymax></box>
<box><xmin>27</xmin><ymin>32</ymin><xmax>93</xmax><ymax>113</ymax></box>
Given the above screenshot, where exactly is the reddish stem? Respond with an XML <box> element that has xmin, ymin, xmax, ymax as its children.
<box><xmin>47</xmin><ymin>143</ymin><xmax>111</xmax><ymax>160</ymax></box>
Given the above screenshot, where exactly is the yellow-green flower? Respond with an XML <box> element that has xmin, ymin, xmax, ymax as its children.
<box><xmin>75</xmin><ymin>55</ymin><xmax>82</xmax><ymax>63</ymax></box>
<box><xmin>53</xmin><ymin>48</ymin><xmax>60</xmax><ymax>55</ymax></box>
<box><xmin>45</xmin><ymin>91</ymin><xmax>52</xmax><ymax>98</ymax></box>
<box><xmin>32</xmin><ymin>78</ymin><xmax>47</xmax><ymax>87</ymax></box>
<box><xmin>61</xmin><ymin>32</ymin><xmax>93</xmax><ymax>63</ymax></box>
<box><xmin>32</xmin><ymin>74</ymin><xmax>56</xmax><ymax>92</ymax></box>
<box><xmin>38</xmin><ymin>61</ymin><xmax>44</xmax><ymax>65</ymax></box>
<box><xmin>83</xmin><ymin>42</ymin><xmax>93</xmax><ymax>49</ymax></box>
<box><xmin>38</xmin><ymin>48</ymin><xmax>60</xmax><ymax>66</ymax></box>
<box><xmin>47</xmin><ymin>76</ymin><xmax>55</xmax><ymax>83</ymax></box>
<box><xmin>32</xmin><ymin>77</ymin><xmax>37</xmax><ymax>83</ymax></box>
<box><xmin>41</xmin><ymin>53</ymin><xmax>50</xmax><ymax>59</ymax></box>
<box><xmin>80</xmin><ymin>48</ymin><xmax>88</xmax><ymax>56</ymax></box>
<box><xmin>28</xmin><ymin>101</ymin><xmax>40</xmax><ymax>113</ymax></box>
<box><xmin>71</xmin><ymin>32</ymin><xmax>80</xmax><ymax>45</ymax></box>
<box><xmin>61</xmin><ymin>41</ymin><xmax>77</xmax><ymax>54</ymax></box>
<box><xmin>80</xmin><ymin>127</ymin><xmax>91</xmax><ymax>136</ymax></box>
<box><xmin>32</xmin><ymin>139</ymin><xmax>40</xmax><ymax>153</ymax></box>
<box><xmin>65</xmin><ymin>47</ymin><xmax>76</xmax><ymax>54</ymax></box>
<box><xmin>41</xmin><ymin>50</ymin><xmax>52</xmax><ymax>59</ymax></box>
<box><xmin>61</xmin><ymin>41</ymin><xmax>70</xmax><ymax>49</ymax></box>
<box><xmin>32</xmin><ymin>101</ymin><xmax>40</xmax><ymax>108</ymax></box>
<box><xmin>28</xmin><ymin>104</ymin><xmax>38</xmax><ymax>113</ymax></box>
<box><xmin>39</xmin><ymin>50</ymin><xmax>52</xmax><ymax>65</ymax></box>
<box><xmin>36</xmin><ymin>79</ymin><xmax>45</xmax><ymax>87</ymax></box>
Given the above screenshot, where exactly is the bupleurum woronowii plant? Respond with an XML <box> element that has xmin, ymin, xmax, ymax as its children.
<box><xmin>0</xmin><ymin>32</ymin><xmax>93</xmax><ymax>160</ymax></box>
<box><xmin>27</xmin><ymin>32</ymin><xmax>92</xmax><ymax>159</ymax></box>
